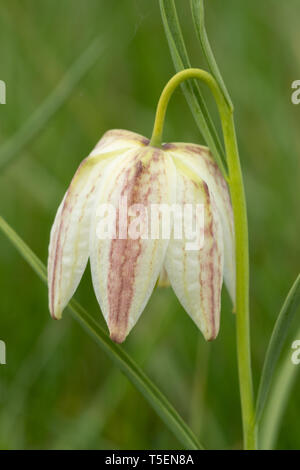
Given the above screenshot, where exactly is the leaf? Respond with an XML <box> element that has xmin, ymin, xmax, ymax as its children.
<box><xmin>159</xmin><ymin>0</ymin><xmax>228</xmax><ymax>178</ymax></box>
<box><xmin>256</xmin><ymin>274</ymin><xmax>300</xmax><ymax>424</ymax></box>
<box><xmin>259</xmin><ymin>334</ymin><xmax>300</xmax><ymax>449</ymax></box>
<box><xmin>190</xmin><ymin>0</ymin><xmax>233</xmax><ymax>110</ymax></box>
<box><xmin>0</xmin><ymin>215</ymin><xmax>204</xmax><ymax>450</ymax></box>
<box><xmin>0</xmin><ymin>35</ymin><xmax>105</xmax><ymax>172</ymax></box>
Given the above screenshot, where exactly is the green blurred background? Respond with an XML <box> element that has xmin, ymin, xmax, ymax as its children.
<box><xmin>0</xmin><ymin>0</ymin><xmax>299</xmax><ymax>450</ymax></box>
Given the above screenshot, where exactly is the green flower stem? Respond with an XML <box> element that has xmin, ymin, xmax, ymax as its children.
<box><xmin>150</xmin><ymin>69</ymin><xmax>256</xmax><ymax>449</ymax></box>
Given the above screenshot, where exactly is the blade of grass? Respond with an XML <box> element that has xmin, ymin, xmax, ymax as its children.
<box><xmin>256</xmin><ymin>274</ymin><xmax>300</xmax><ymax>423</ymax></box>
<box><xmin>0</xmin><ymin>34</ymin><xmax>105</xmax><ymax>172</ymax></box>
<box><xmin>190</xmin><ymin>0</ymin><xmax>233</xmax><ymax>109</ymax></box>
<box><xmin>0</xmin><ymin>215</ymin><xmax>204</xmax><ymax>450</ymax></box>
<box><xmin>259</xmin><ymin>333</ymin><xmax>300</xmax><ymax>449</ymax></box>
<box><xmin>159</xmin><ymin>0</ymin><xmax>228</xmax><ymax>178</ymax></box>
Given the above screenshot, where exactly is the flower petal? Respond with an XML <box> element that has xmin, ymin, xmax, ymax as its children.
<box><xmin>47</xmin><ymin>149</ymin><xmax>124</xmax><ymax>319</ymax></box>
<box><xmin>164</xmin><ymin>160</ymin><xmax>224</xmax><ymax>341</ymax></box>
<box><xmin>89</xmin><ymin>147</ymin><xmax>176</xmax><ymax>343</ymax></box>
<box><xmin>164</xmin><ymin>142</ymin><xmax>235</xmax><ymax>305</ymax></box>
<box><xmin>89</xmin><ymin>129</ymin><xmax>149</xmax><ymax>157</ymax></box>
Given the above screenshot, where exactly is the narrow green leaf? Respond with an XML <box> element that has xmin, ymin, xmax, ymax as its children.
<box><xmin>0</xmin><ymin>215</ymin><xmax>204</xmax><ymax>450</ymax></box>
<box><xmin>0</xmin><ymin>35</ymin><xmax>105</xmax><ymax>172</ymax></box>
<box><xmin>256</xmin><ymin>274</ymin><xmax>300</xmax><ymax>423</ymax></box>
<box><xmin>190</xmin><ymin>0</ymin><xmax>233</xmax><ymax>110</ymax></box>
<box><xmin>159</xmin><ymin>0</ymin><xmax>228</xmax><ymax>178</ymax></box>
<box><xmin>259</xmin><ymin>334</ymin><xmax>299</xmax><ymax>449</ymax></box>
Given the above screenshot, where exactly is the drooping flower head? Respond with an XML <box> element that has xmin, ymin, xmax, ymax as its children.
<box><xmin>48</xmin><ymin>129</ymin><xmax>235</xmax><ymax>343</ymax></box>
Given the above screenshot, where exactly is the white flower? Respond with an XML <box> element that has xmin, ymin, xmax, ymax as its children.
<box><xmin>48</xmin><ymin>129</ymin><xmax>235</xmax><ymax>343</ymax></box>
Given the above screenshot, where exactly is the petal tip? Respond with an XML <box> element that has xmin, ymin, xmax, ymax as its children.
<box><xmin>108</xmin><ymin>319</ymin><xmax>128</xmax><ymax>344</ymax></box>
<box><xmin>206</xmin><ymin>331</ymin><xmax>218</xmax><ymax>342</ymax></box>
<box><xmin>109</xmin><ymin>329</ymin><xmax>127</xmax><ymax>344</ymax></box>
<box><xmin>203</xmin><ymin>325</ymin><xmax>219</xmax><ymax>342</ymax></box>
<box><xmin>50</xmin><ymin>307</ymin><xmax>63</xmax><ymax>320</ymax></box>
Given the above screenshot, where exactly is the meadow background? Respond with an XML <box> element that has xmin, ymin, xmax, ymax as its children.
<box><xmin>0</xmin><ymin>0</ymin><xmax>299</xmax><ymax>449</ymax></box>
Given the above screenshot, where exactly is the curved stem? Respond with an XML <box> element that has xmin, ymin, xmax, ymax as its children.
<box><xmin>150</xmin><ymin>68</ymin><xmax>256</xmax><ymax>449</ymax></box>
